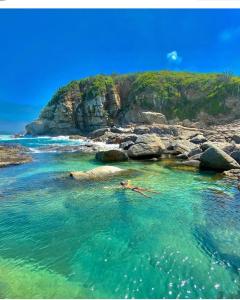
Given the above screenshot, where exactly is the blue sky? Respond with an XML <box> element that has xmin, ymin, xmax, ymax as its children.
<box><xmin>0</xmin><ymin>9</ymin><xmax>240</xmax><ymax>133</ymax></box>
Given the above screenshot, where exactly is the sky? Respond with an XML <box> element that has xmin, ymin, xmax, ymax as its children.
<box><xmin>0</xmin><ymin>9</ymin><xmax>240</xmax><ymax>133</ymax></box>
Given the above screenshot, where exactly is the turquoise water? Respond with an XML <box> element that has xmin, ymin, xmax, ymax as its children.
<box><xmin>0</xmin><ymin>136</ymin><xmax>240</xmax><ymax>298</ymax></box>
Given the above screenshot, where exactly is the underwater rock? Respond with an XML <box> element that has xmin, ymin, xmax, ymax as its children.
<box><xmin>200</xmin><ymin>146</ymin><xmax>240</xmax><ymax>171</ymax></box>
<box><xmin>70</xmin><ymin>166</ymin><xmax>127</xmax><ymax>180</ymax></box>
<box><xmin>95</xmin><ymin>149</ymin><xmax>128</xmax><ymax>162</ymax></box>
<box><xmin>178</xmin><ymin>159</ymin><xmax>200</xmax><ymax>168</ymax></box>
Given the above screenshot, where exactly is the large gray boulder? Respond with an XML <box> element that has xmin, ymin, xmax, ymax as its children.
<box><xmin>141</xmin><ymin>112</ymin><xmax>167</xmax><ymax>125</ymax></box>
<box><xmin>190</xmin><ymin>134</ymin><xmax>207</xmax><ymax>144</ymax></box>
<box><xmin>200</xmin><ymin>146</ymin><xmax>240</xmax><ymax>171</ymax></box>
<box><xmin>167</xmin><ymin>139</ymin><xmax>195</xmax><ymax>155</ymax></box>
<box><xmin>127</xmin><ymin>134</ymin><xmax>165</xmax><ymax>159</ymax></box>
<box><xmin>70</xmin><ymin>166</ymin><xmax>127</xmax><ymax>180</ymax></box>
<box><xmin>95</xmin><ymin>149</ymin><xmax>128</xmax><ymax>162</ymax></box>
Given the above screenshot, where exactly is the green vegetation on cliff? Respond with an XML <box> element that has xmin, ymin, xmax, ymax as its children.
<box><xmin>47</xmin><ymin>70</ymin><xmax>240</xmax><ymax>122</ymax></box>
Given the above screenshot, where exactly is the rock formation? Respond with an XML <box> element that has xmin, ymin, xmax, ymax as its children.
<box><xmin>26</xmin><ymin>71</ymin><xmax>240</xmax><ymax>136</ymax></box>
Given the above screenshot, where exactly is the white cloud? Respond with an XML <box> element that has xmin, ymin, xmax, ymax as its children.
<box><xmin>166</xmin><ymin>51</ymin><xmax>182</xmax><ymax>64</ymax></box>
<box><xmin>219</xmin><ymin>27</ymin><xmax>240</xmax><ymax>42</ymax></box>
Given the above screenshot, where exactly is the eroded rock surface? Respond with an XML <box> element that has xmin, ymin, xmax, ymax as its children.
<box><xmin>0</xmin><ymin>145</ymin><xmax>32</xmax><ymax>168</ymax></box>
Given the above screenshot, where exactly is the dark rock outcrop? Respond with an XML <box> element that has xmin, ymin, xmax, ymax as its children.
<box><xmin>200</xmin><ymin>146</ymin><xmax>240</xmax><ymax>171</ymax></box>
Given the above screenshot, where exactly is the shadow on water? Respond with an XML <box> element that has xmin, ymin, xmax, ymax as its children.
<box><xmin>193</xmin><ymin>225</ymin><xmax>240</xmax><ymax>276</ymax></box>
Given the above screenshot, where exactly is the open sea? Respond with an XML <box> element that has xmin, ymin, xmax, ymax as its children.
<box><xmin>0</xmin><ymin>135</ymin><xmax>240</xmax><ymax>298</ymax></box>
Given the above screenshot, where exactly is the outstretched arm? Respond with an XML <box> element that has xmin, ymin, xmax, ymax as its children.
<box><xmin>137</xmin><ymin>187</ymin><xmax>160</xmax><ymax>194</ymax></box>
<box><xmin>132</xmin><ymin>189</ymin><xmax>152</xmax><ymax>198</ymax></box>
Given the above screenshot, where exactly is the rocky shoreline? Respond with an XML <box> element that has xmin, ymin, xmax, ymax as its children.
<box><xmin>2</xmin><ymin>121</ymin><xmax>240</xmax><ymax>181</ymax></box>
<box><xmin>0</xmin><ymin>144</ymin><xmax>32</xmax><ymax>168</ymax></box>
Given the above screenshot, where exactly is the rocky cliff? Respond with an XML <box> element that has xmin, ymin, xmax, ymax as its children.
<box><xmin>26</xmin><ymin>71</ymin><xmax>240</xmax><ymax>135</ymax></box>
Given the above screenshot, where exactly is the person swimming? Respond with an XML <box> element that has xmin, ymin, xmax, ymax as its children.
<box><xmin>120</xmin><ymin>180</ymin><xmax>160</xmax><ymax>198</ymax></box>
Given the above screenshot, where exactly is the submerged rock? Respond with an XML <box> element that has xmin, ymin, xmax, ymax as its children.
<box><xmin>127</xmin><ymin>134</ymin><xmax>165</xmax><ymax>159</ymax></box>
<box><xmin>178</xmin><ymin>160</ymin><xmax>200</xmax><ymax>168</ymax></box>
<box><xmin>0</xmin><ymin>144</ymin><xmax>32</xmax><ymax>168</ymax></box>
<box><xmin>70</xmin><ymin>166</ymin><xmax>127</xmax><ymax>180</ymax></box>
<box><xmin>200</xmin><ymin>146</ymin><xmax>240</xmax><ymax>171</ymax></box>
<box><xmin>95</xmin><ymin>149</ymin><xmax>128</xmax><ymax>162</ymax></box>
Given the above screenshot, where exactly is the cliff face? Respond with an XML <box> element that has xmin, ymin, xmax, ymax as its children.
<box><xmin>26</xmin><ymin>71</ymin><xmax>240</xmax><ymax>135</ymax></box>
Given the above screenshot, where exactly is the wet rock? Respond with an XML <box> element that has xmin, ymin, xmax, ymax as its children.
<box><xmin>0</xmin><ymin>144</ymin><xmax>32</xmax><ymax>167</ymax></box>
<box><xmin>70</xmin><ymin>166</ymin><xmax>127</xmax><ymax>180</ymax></box>
<box><xmin>127</xmin><ymin>134</ymin><xmax>165</xmax><ymax>159</ymax></box>
<box><xmin>188</xmin><ymin>147</ymin><xmax>202</xmax><ymax>157</ymax></box>
<box><xmin>178</xmin><ymin>160</ymin><xmax>200</xmax><ymax>168</ymax></box>
<box><xmin>95</xmin><ymin>149</ymin><xmax>128</xmax><ymax>162</ymax></box>
<box><xmin>200</xmin><ymin>146</ymin><xmax>240</xmax><ymax>171</ymax></box>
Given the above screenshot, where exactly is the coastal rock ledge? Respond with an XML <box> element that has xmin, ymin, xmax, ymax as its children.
<box><xmin>0</xmin><ymin>145</ymin><xmax>32</xmax><ymax>168</ymax></box>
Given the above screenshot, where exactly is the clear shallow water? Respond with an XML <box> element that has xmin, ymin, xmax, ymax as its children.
<box><xmin>0</xmin><ymin>136</ymin><xmax>240</xmax><ymax>298</ymax></box>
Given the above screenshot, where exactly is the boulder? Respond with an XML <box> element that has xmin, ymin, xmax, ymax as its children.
<box><xmin>200</xmin><ymin>146</ymin><xmax>240</xmax><ymax>171</ymax></box>
<box><xmin>230</xmin><ymin>150</ymin><xmax>240</xmax><ymax>164</ymax></box>
<box><xmin>201</xmin><ymin>141</ymin><xmax>235</xmax><ymax>154</ymax></box>
<box><xmin>232</xmin><ymin>135</ymin><xmax>240</xmax><ymax>144</ymax></box>
<box><xmin>141</xmin><ymin>112</ymin><xmax>167</xmax><ymax>125</ymax></box>
<box><xmin>127</xmin><ymin>134</ymin><xmax>165</xmax><ymax>159</ymax></box>
<box><xmin>133</xmin><ymin>126</ymin><xmax>151</xmax><ymax>135</ymax></box>
<box><xmin>70</xmin><ymin>166</ymin><xmax>127</xmax><ymax>180</ymax></box>
<box><xmin>120</xmin><ymin>140</ymin><xmax>135</xmax><ymax>150</ymax></box>
<box><xmin>188</xmin><ymin>147</ymin><xmax>202</xmax><ymax>157</ymax></box>
<box><xmin>190</xmin><ymin>134</ymin><xmax>207</xmax><ymax>144</ymax></box>
<box><xmin>88</xmin><ymin>128</ymin><xmax>110</xmax><ymax>139</ymax></box>
<box><xmin>167</xmin><ymin>139</ymin><xmax>195</xmax><ymax>155</ymax></box>
<box><xmin>95</xmin><ymin>149</ymin><xmax>128</xmax><ymax>162</ymax></box>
